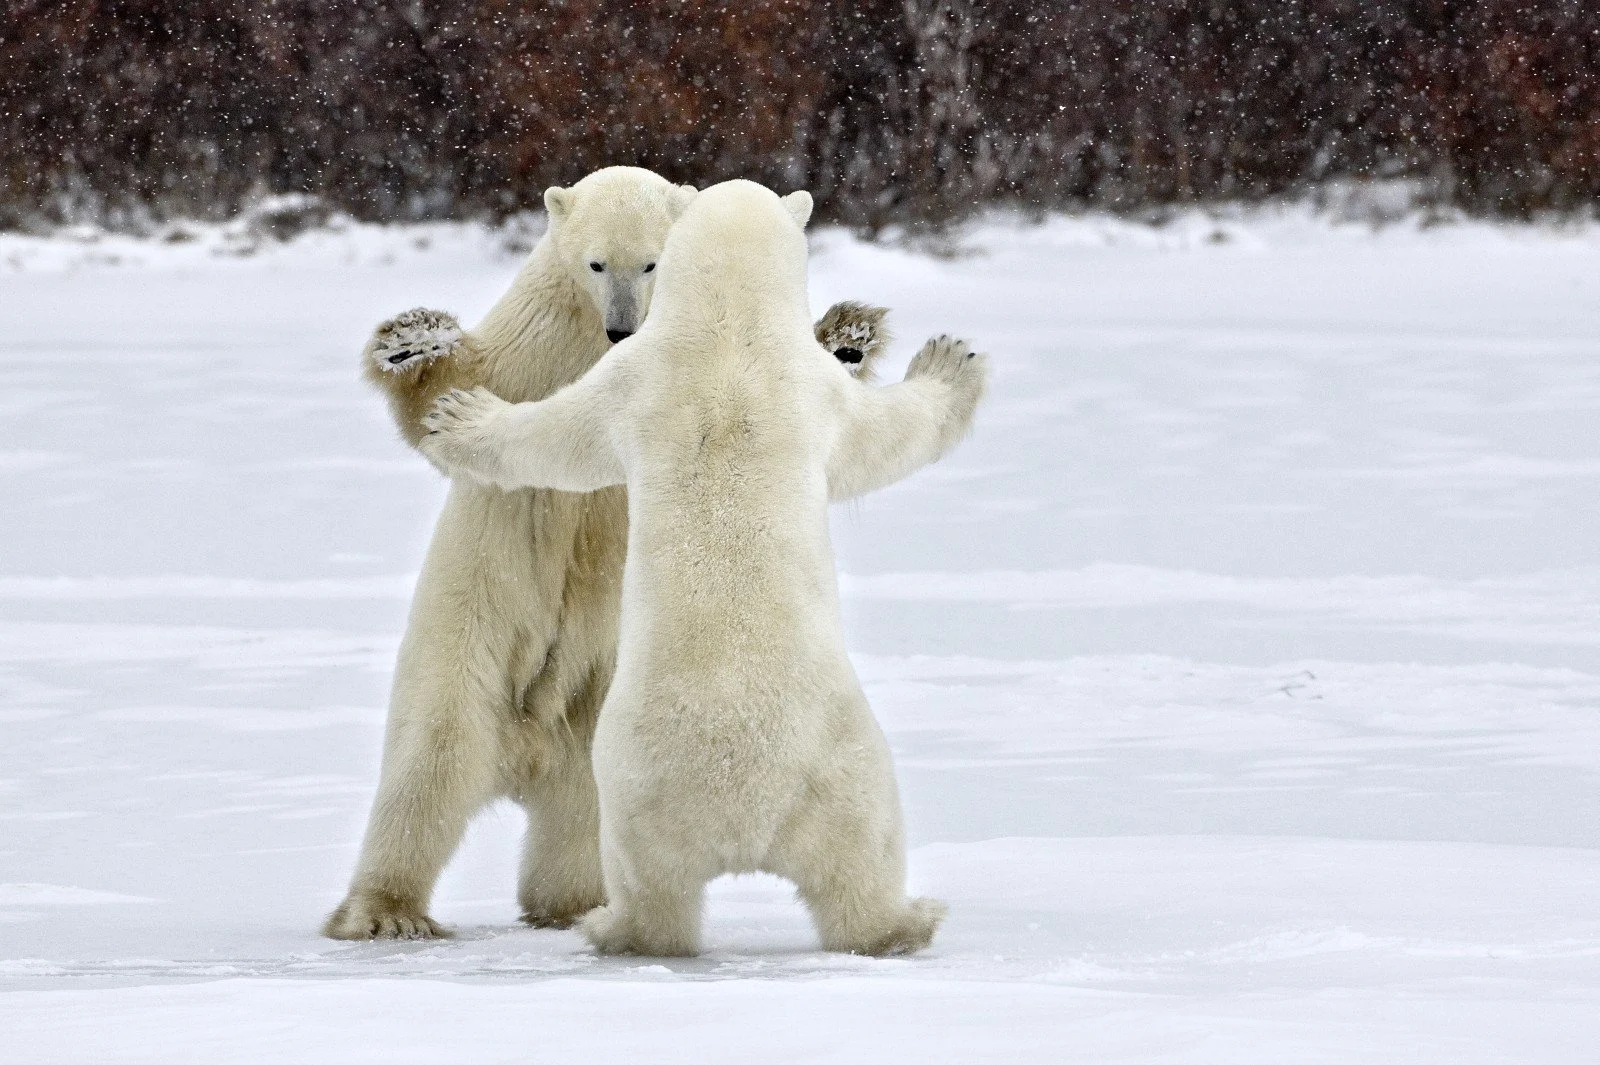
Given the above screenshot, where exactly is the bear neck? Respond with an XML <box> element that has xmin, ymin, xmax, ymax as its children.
<box><xmin>650</xmin><ymin>243</ymin><xmax>812</xmax><ymax>344</ymax></box>
<box><xmin>654</xmin><ymin>286</ymin><xmax>812</xmax><ymax>349</ymax></box>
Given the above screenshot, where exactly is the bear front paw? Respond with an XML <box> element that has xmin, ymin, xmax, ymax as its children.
<box><xmin>364</xmin><ymin>307</ymin><xmax>464</xmax><ymax>374</ymax></box>
<box><xmin>422</xmin><ymin>385</ymin><xmax>506</xmax><ymax>431</ymax></box>
<box><xmin>907</xmin><ymin>335</ymin><xmax>988</xmax><ymax>444</ymax></box>
<box><xmin>906</xmin><ymin>334</ymin><xmax>982</xmax><ymax>385</ymax></box>
<box><xmin>815</xmin><ymin>301</ymin><xmax>891</xmax><ymax>380</ymax></box>
<box><xmin>418</xmin><ymin>387</ymin><xmax>511</xmax><ymax>474</ymax></box>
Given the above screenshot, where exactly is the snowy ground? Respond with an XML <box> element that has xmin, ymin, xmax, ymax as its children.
<box><xmin>2</xmin><ymin>211</ymin><xmax>1599</xmax><ymax>1062</ymax></box>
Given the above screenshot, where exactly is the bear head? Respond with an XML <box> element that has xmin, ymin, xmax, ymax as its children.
<box><xmin>544</xmin><ymin>167</ymin><xmax>698</xmax><ymax>345</ymax></box>
<box><xmin>648</xmin><ymin>180</ymin><xmax>814</xmax><ymax>327</ymax></box>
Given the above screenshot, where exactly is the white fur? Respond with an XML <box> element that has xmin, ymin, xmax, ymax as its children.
<box><xmin>421</xmin><ymin>180</ymin><xmax>987</xmax><ymax>956</ymax></box>
<box><xmin>546</xmin><ymin>180</ymin><xmax>697</xmax><ymax>340</ymax></box>
<box><xmin>324</xmin><ymin>167</ymin><xmax>691</xmax><ymax>940</ymax></box>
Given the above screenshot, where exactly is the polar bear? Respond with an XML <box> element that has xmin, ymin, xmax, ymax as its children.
<box><xmin>418</xmin><ymin>179</ymin><xmax>988</xmax><ymax>956</ymax></box>
<box><xmin>326</xmin><ymin>166</ymin><xmax>893</xmax><ymax>940</ymax></box>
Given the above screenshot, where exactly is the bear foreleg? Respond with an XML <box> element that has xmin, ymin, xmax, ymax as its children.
<box><xmin>825</xmin><ymin>334</ymin><xmax>989</xmax><ymax>501</ymax></box>
<box><xmin>361</xmin><ymin>308</ymin><xmax>487</xmax><ymax>454</ymax></box>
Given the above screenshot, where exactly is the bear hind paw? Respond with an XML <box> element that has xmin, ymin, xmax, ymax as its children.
<box><xmin>322</xmin><ymin>892</ymin><xmax>452</xmax><ymax>941</ymax></box>
<box><xmin>579</xmin><ymin>904</ymin><xmax>699</xmax><ymax>957</ymax></box>
<box><xmin>829</xmin><ymin>896</ymin><xmax>947</xmax><ymax>957</ymax></box>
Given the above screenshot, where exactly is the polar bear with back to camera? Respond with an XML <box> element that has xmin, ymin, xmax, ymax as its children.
<box><xmin>419</xmin><ymin>179</ymin><xmax>988</xmax><ymax>956</ymax></box>
<box><xmin>325</xmin><ymin>166</ymin><xmax>894</xmax><ymax>941</ymax></box>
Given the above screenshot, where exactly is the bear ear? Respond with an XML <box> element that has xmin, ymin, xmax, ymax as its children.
<box><xmin>782</xmin><ymin>190</ymin><xmax>813</xmax><ymax>229</ymax></box>
<box><xmin>544</xmin><ymin>186</ymin><xmax>573</xmax><ymax>223</ymax></box>
<box><xmin>668</xmin><ymin>184</ymin><xmax>698</xmax><ymax>221</ymax></box>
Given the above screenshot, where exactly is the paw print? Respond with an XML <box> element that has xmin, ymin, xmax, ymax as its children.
<box><xmin>364</xmin><ymin>307</ymin><xmax>464</xmax><ymax>373</ymax></box>
<box><xmin>815</xmin><ymin>301</ymin><xmax>890</xmax><ymax>379</ymax></box>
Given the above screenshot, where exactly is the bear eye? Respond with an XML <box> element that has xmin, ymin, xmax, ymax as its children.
<box><xmin>589</xmin><ymin>261</ymin><xmax>604</xmax><ymax>272</ymax></box>
<box><xmin>643</xmin><ymin>262</ymin><xmax>656</xmax><ymax>273</ymax></box>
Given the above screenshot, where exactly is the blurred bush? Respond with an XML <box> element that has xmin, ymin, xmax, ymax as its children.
<box><xmin>2</xmin><ymin>0</ymin><xmax>1597</xmax><ymax>232</ymax></box>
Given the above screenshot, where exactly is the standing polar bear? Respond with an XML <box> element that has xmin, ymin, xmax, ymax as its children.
<box><xmin>420</xmin><ymin>180</ymin><xmax>988</xmax><ymax>956</ymax></box>
<box><xmin>326</xmin><ymin>166</ymin><xmax>893</xmax><ymax>939</ymax></box>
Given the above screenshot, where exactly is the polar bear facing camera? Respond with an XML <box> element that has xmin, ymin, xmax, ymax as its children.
<box><xmin>324</xmin><ymin>166</ymin><xmax>694</xmax><ymax>941</ymax></box>
<box><xmin>420</xmin><ymin>180</ymin><xmax>988</xmax><ymax>956</ymax></box>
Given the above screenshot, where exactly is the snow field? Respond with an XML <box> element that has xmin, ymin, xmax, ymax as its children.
<box><xmin>2</xmin><ymin>210</ymin><xmax>1599</xmax><ymax>1061</ymax></box>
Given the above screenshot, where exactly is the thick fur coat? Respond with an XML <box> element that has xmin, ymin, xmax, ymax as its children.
<box><xmin>327</xmin><ymin>168</ymin><xmax>893</xmax><ymax>940</ymax></box>
<box><xmin>420</xmin><ymin>180</ymin><xmax>988</xmax><ymax>956</ymax></box>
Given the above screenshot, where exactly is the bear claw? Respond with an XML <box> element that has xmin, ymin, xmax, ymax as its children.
<box><xmin>906</xmin><ymin>334</ymin><xmax>982</xmax><ymax>384</ymax></box>
<box><xmin>418</xmin><ymin>387</ymin><xmax>509</xmax><ymax>472</ymax></box>
<box><xmin>322</xmin><ymin>894</ymin><xmax>452</xmax><ymax>941</ymax></box>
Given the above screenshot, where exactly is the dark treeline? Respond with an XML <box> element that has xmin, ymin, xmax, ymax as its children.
<box><xmin>3</xmin><ymin>0</ymin><xmax>1598</xmax><ymax>232</ymax></box>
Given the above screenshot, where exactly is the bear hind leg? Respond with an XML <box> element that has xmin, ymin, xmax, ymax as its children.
<box><xmin>579</xmin><ymin>835</ymin><xmax>707</xmax><ymax>957</ymax></box>
<box><xmin>769</xmin><ymin>783</ymin><xmax>946</xmax><ymax>957</ymax></box>
<box><xmin>580</xmin><ymin>883</ymin><xmax>704</xmax><ymax>957</ymax></box>
<box><xmin>790</xmin><ymin>854</ymin><xmax>946</xmax><ymax>957</ymax></box>
<box><xmin>514</xmin><ymin>739</ymin><xmax>606</xmax><ymax>929</ymax></box>
<box><xmin>323</xmin><ymin>711</ymin><xmax>501</xmax><ymax>940</ymax></box>
<box><xmin>323</xmin><ymin>618</ymin><xmax>515</xmax><ymax>940</ymax></box>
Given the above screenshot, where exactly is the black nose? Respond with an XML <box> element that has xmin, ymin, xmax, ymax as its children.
<box><xmin>606</xmin><ymin>329</ymin><xmax>632</xmax><ymax>344</ymax></box>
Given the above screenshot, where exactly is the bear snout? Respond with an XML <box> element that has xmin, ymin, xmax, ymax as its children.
<box><xmin>607</xmin><ymin>329</ymin><xmax>633</xmax><ymax>344</ymax></box>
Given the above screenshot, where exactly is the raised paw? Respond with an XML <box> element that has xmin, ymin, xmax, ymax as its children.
<box><xmin>905</xmin><ymin>334</ymin><xmax>981</xmax><ymax>384</ymax></box>
<box><xmin>417</xmin><ymin>386</ymin><xmax>512</xmax><ymax>476</ymax></box>
<box><xmin>322</xmin><ymin>892</ymin><xmax>451</xmax><ymax>941</ymax></box>
<box><xmin>364</xmin><ymin>307</ymin><xmax>464</xmax><ymax>374</ymax></box>
<box><xmin>906</xmin><ymin>335</ymin><xmax>988</xmax><ymax>447</ymax></box>
<box><xmin>815</xmin><ymin>301</ymin><xmax>891</xmax><ymax>380</ymax></box>
<box><xmin>421</xmin><ymin>386</ymin><xmax>507</xmax><ymax>438</ymax></box>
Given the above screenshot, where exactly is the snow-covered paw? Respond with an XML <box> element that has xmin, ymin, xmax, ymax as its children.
<box><xmin>364</xmin><ymin>307</ymin><xmax>464</xmax><ymax>374</ymax></box>
<box><xmin>322</xmin><ymin>892</ymin><xmax>451</xmax><ymax>941</ymax></box>
<box><xmin>815</xmin><ymin>301</ymin><xmax>891</xmax><ymax>380</ymax></box>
